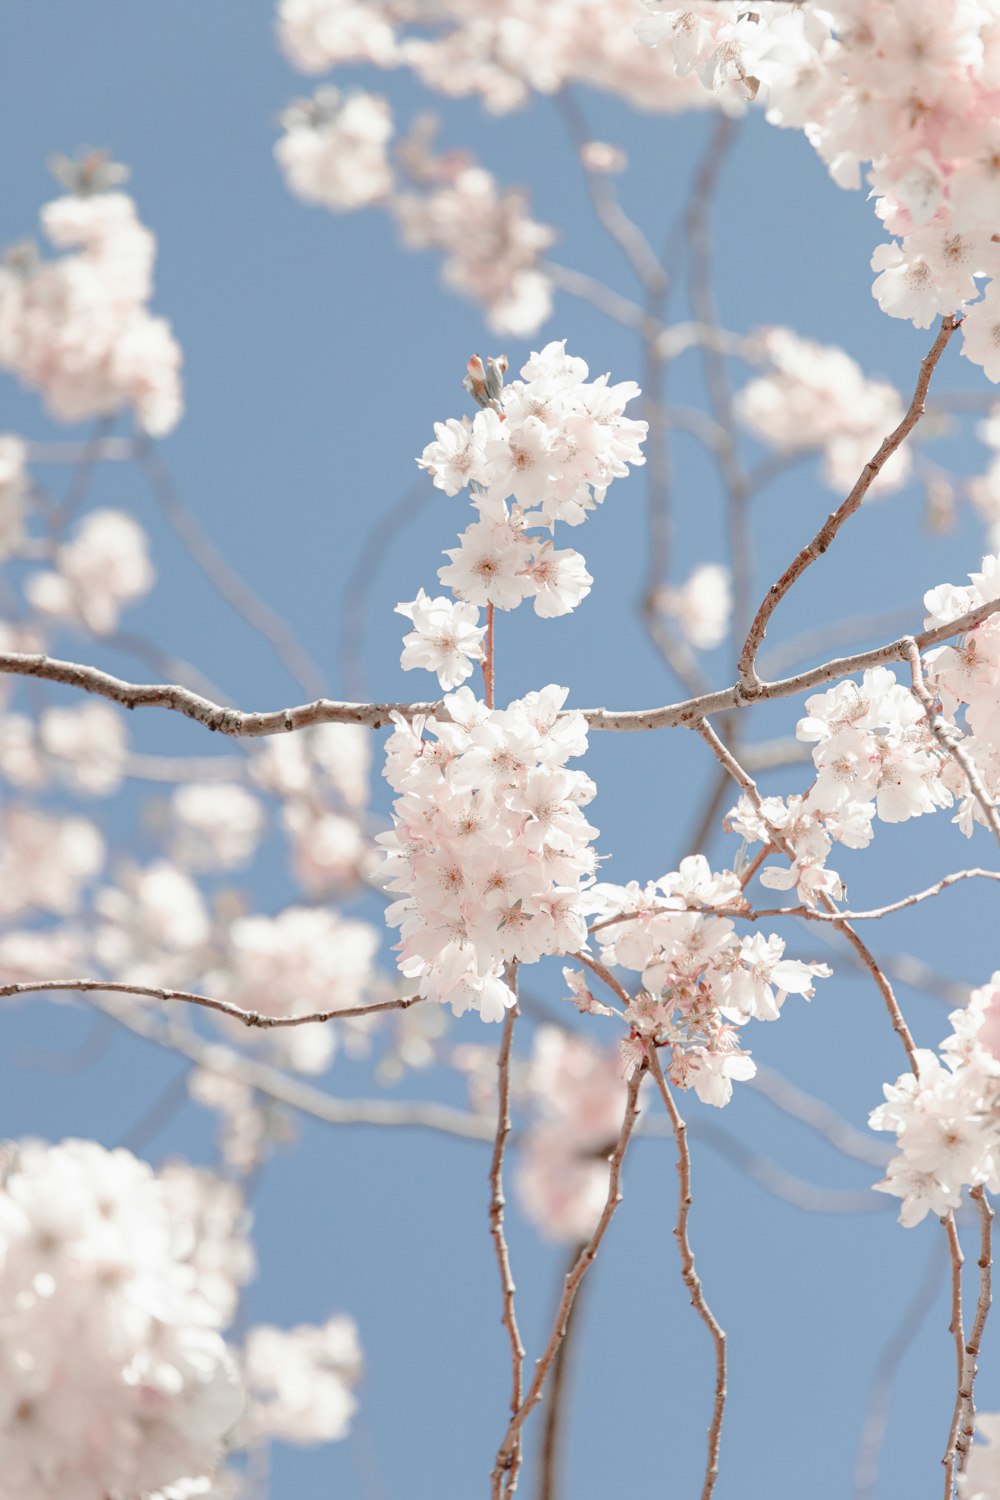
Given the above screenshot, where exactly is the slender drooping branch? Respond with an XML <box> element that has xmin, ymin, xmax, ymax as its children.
<box><xmin>956</xmin><ymin>1187</ymin><xmax>994</xmax><ymax>1473</ymax></box>
<box><xmin>0</xmin><ymin>595</ymin><xmax>996</xmax><ymax>738</ymax></box>
<box><xmin>489</xmin><ymin>982</ymin><xmax>526</xmax><ymax>1500</ymax></box>
<box><xmin>0</xmin><ymin>977</ymin><xmax>423</xmax><ymax>1029</ymax></box>
<box><xmin>692</xmin><ymin>716</ymin><xmax>921</xmax><ymax>1075</ymax></box>
<box><xmin>645</xmin><ymin>1045</ymin><xmax>727</xmax><ymax>1500</ymax></box>
<box><xmin>738</xmin><ymin>316</ymin><xmax>959</xmax><ymax>694</ymax></box>
<box><xmin>943</xmin><ymin>1212</ymin><xmax>967</xmax><ymax>1499</ymax></box>
<box><xmin>490</xmin><ymin>1067</ymin><xmax>645</xmax><ymax>1497</ymax></box>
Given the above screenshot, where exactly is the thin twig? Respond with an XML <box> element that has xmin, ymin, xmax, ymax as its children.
<box><xmin>0</xmin><ymin>976</ymin><xmax>423</xmax><ymax>1030</ymax></box>
<box><xmin>536</xmin><ymin>1242</ymin><xmax>589</xmax><ymax>1500</ymax></box>
<box><xmin>738</xmin><ymin>316</ymin><xmax>959</xmax><ymax>693</ymax></box>
<box><xmin>133</xmin><ymin>433</ymin><xmax>328</xmax><ymax>699</ymax></box>
<box><xmin>490</xmin><ymin>1067</ymin><xmax>644</xmax><ymax>1496</ymax></box>
<box><xmin>646</xmin><ymin>1045</ymin><xmax>727</xmax><ymax>1500</ymax></box>
<box><xmin>943</xmin><ymin>1212</ymin><xmax>967</xmax><ymax>1498</ymax></box>
<box><xmin>956</xmin><ymin>1187</ymin><xmax>994</xmax><ymax>1472</ymax></box>
<box><xmin>490</xmin><ymin>985</ymin><xmax>526</xmax><ymax>1500</ymax></box>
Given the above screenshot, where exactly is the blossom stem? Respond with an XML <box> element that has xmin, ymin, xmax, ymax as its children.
<box><xmin>646</xmin><ymin>1044</ymin><xmax>727</xmax><ymax>1500</ymax></box>
<box><xmin>489</xmin><ymin>979</ymin><xmax>525</xmax><ymax>1500</ymax></box>
<box><xmin>484</xmin><ymin>601</ymin><xmax>496</xmax><ymax>709</ymax></box>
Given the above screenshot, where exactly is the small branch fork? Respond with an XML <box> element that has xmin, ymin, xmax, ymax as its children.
<box><xmin>0</xmin><ymin>596</ymin><xmax>995</xmax><ymax>737</ymax></box>
<box><xmin>490</xmin><ymin>1066</ymin><xmax>645</xmax><ymax>1498</ymax></box>
<box><xmin>645</xmin><ymin>1045</ymin><xmax>727</xmax><ymax>1500</ymax></box>
<box><xmin>686</xmin><ymin>714</ymin><xmax>993</xmax><ymax>1496</ymax></box>
<box><xmin>737</xmin><ymin>316</ymin><xmax>960</xmax><ymax>695</ymax></box>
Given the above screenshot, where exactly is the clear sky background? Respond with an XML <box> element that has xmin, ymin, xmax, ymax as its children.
<box><xmin>1</xmin><ymin>4</ymin><xmax>998</xmax><ymax>1498</ymax></box>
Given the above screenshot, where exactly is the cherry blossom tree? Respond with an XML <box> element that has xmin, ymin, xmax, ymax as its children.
<box><xmin>4</xmin><ymin>3</ymin><xmax>1000</xmax><ymax>1497</ymax></box>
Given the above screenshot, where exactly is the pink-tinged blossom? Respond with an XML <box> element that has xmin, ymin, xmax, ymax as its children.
<box><xmin>378</xmin><ymin>686</ymin><xmax>597</xmax><ymax>1021</ymax></box>
<box><xmin>516</xmin><ymin>1027</ymin><xmax>627</xmax><ymax>1242</ymax></box>
<box><xmin>392</xmin><ymin>135</ymin><xmax>555</xmax><ymax>336</ymax></box>
<box><xmin>276</xmin><ymin>89</ymin><xmax>394</xmax><ymax>212</ymax></box>
<box><xmin>169</xmin><ymin>784</ymin><xmax>266</xmax><ymax>873</ymax></box>
<box><xmin>38</xmin><ymin>702</ymin><xmax>128</xmax><ymax>796</ymax></box>
<box><xmin>963</xmin><ymin>282</ymin><xmax>1000</xmax><ymax>383</ymax></box>
<box><xmin>416</xmin><ymin>416</ymin><xmax>491</xmax><ymax>496</ymax></box>
<box><xmin>437</xmin><ymin>503</ymin><xmax>536</xmax><ymax>611</ymax></box>
<box><xmin>524</xmin><ymin>542</ymin><xmax>593</xmax><ymax>618</ymax></box>
<box><xmin>633</xmin><ymin>2</ymin><xmax>1000</xmax><ymax>376</ymax></box>
<box><xmin>0</xmin><ymin>806</ymin><xmax>104</xmax><ymax>920</ymax></box>
<box><xmin>210</xmin><ymin>906</ymin><xmax>380</xmax><ymax>1073</ymax></box>
<box><xmin>0</xmin><ymin>181</ymin><xmax>182</xmax><ymax>433</ymax></box>
<box><xmin>277</xmin><ymin>0</ymin><xmax>398</xmax><ymax>71</ymax></box>
<box><xmin>396</xmin><ymin>588</ymin><xmax>486</xmax><ymax>688</ymax></box>
<box><xmin>871</xmin><ymin>975</ymin><xmax>1000</xmax><ymax>1226</ymax></box>
<box><xmin>736</xmin><ymin>327</ymin><xmax>910</xmax><ymax>494</ymax></box>
<box><xmin>26</xmin><ymin>508</ymin><xmax>154</xmax><ymax>636</ymax></box>
<box><xmin>796</xmin><ymin>666</ymin><xmax>949</xmax><ymax>825</ymax></box>
<box><xmin>588</xmin><ymin>856</ymin><xmax>829</xmax><ymax>1106</ymax></box>
<box><xmin>242</xmin><ymin>1317</ymin><xmax>361</xmax><ymax>1445</ymax></box>
<box><xmin>0</xmin><ymin>1141</ymin><xmax>247</xmax><ymax>1500</ymax></box>
<box><xmin>654</xmin><ymin>563</ymin><xmax>731</xmax><ymax>650</ymax></box>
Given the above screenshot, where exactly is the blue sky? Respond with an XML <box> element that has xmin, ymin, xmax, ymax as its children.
<box><xmin>1</xmin><ymin>4</ymin><xmax>998</xmax><ymax>1497</ymax></box>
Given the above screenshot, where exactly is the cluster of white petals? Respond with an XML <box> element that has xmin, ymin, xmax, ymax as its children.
<box><xmin>276</xmin><ymin>0</ymin><xmax>709</xmax><ymax>115</ymax></box>
<box><xmin>276</xmin><ymin>88</ymin><xmax>394</xmax><ymax>211</ymax></box>
<box><xmin>169</xmin><ymin>784</ymin><xmax>266</xmax><ymax>873</ymax></box>
<box><xmin>0</xmin><ymin>1141</ymin><xmax>247</xmax><ymax>1500</ymax></box>
<box><xmin>242</xmin><ymin>1316</ymin><xmax>361</xmax><ymax>1445</ymax></box>
<box><xmin>654</xmin><ymin>562</ymin><xmax>732</xmax><ymax>650</ymax></box>
<box><xmin>378</xmin><ymin>685</ymin><xmax>598</xmax><ymax>1021</ymax></box>
<box><xmin>0</xmin><ymin>178</ymin><xmax>182</xmax><ymax>431</ymax></box>
<box><xmin>588</xmin><ymin>856</ymin><xmax>830</xmax><ymax>1106</ymax></box>
<box><xmin>736</xmin><ymin>326</ymin><xmax>910</xmax><ymax>493</ymax></box>
<box><xmin>391</xmin><ymin>135</ymin><xmax>556</xmax><ymax>336</ymax></box>
<box><xmin>635</xmin><ymin>1</ymin><xmax>1000</xmax><ymax>378</ymax></box>
<box><xmin>27</xmin><ymin>508</ymin><xmax>154</xmax><ymax>635</ymax></box>
<box><xmin>796</xmin><ymin>665</ymin><xmax>950</xmax><ymax>826</ymax></box>
<box><xmin>210</xmin><ymin>906</ymin><xmax>380</xmax><ymax>1073</ymax></box>
<box><xmin>871</xmin><ymin>973</ymin><xmax>1000</xmax><ymax>1225</ymax></box>
<box><xmin>396</xmin><ymin>589</ymin><xmax>486</xmax><ymax>690</ymax></box>
<box><xmin>727</xmin><ymin>790</ymin><xmax>873</xmax><ymax>906</ymax></box>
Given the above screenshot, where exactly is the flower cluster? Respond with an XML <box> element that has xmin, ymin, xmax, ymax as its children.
<box><xmin>796</xmin><ymin>665</ymin><xmax>950</xmax><ymax>826</ymax></box>
<box><xmin>275</xmin><ymin>88</ymin><xmax>394</xmax><ymax>211</ymax></box>
<box><xmin>0</xmin><ymin>1140</ymin><xmax>246</xmax><ymax>1499</ymax></box>
<box><xmin>406</xmin><ymin>341</ymin><xmax>645</xmax><ymax>657</ymax></box>
<box><xmin>378</xmin><ymin>685</ymin><xmax>598</xmax><ymax>1021</ymax></box>
<box><xmin>635</xmin><ymin>0</ymin><xmax>1000</xmax><ymax>379</ymax></box>
<box><xmin>276</xmin><ymin>0</ymin><xmax>710</xmax><ymax>115</ymax></box>
<box><xmin>870</xmin><ymin>973</ymin><xmax>1000</xmax><ymax>1225</ymax></box>
<box><xmin>588</xmin><ymin>856</ymin><xmax>830</xmax><ymax>1106</ymax></box>
<box><xmin>26</xmin><ymin>508</ymin><xmax>155</xmax><ymax>636</ymax></box>
<box><xmin>0</xmin><ymin>164</ymin><xmax>182</xmax><ymax>432</ymax></box>
<box><xmin>736</xmin><ymin>326</ymin><xmax>909</xmax><ymax>494</ymax></box>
